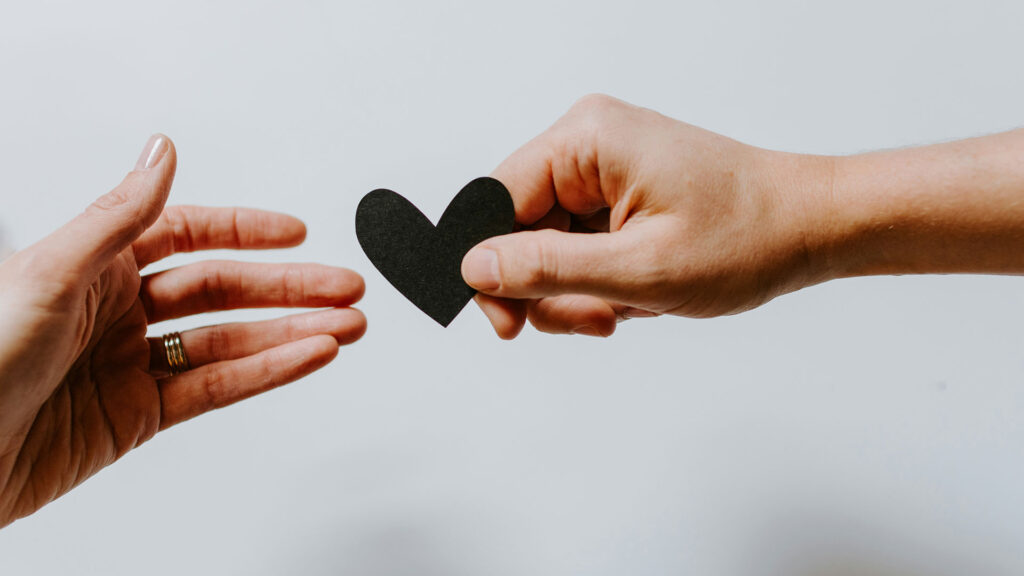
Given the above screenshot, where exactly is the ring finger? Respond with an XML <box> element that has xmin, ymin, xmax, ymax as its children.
<box><xmin>148</xmin><ymin>307</ymin><xmax>366</xmax><ymax>375</ymax></box>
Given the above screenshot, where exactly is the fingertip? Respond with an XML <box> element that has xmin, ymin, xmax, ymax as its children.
<box><xmin>496</xmin><ymin>317</ymin><xmax>526</xmax><ymax>340</ymax></box>
<box><xmin>162</xmin><ymin>134</ymin><xmax>177</xmax><ymax>166</ymax></box>
<box><xmin>347</xmin><ymin>270</ymin><xmax>366</xmax><ymax>304</ymax></box>
<box><xmin>310</xmin><ymin>307</ymin><xmax>367</xmax><ymax>345</ymax></box>
<box><xmin>134</xmin><ymin>133</ymin><xmax>171</xmax><ymax>171</ymax></box>
<box><xmin>527</xmin><ymin>294</ymin><xmax>618</xmax><ymax>337</ymax></box>
<box><xmin>327</xmin><ymin>267</ymin><xmax>365</xmax><ymax>305</ymax></box>
<box><xmin>474</xmin><ymin>293</ymin><xmax>526</xmax><ymax>339</ymax></box>
<box><xmin>280</xmin><ymin>214</ymin><xmax>307</xmax><ymax>246</ymax></box>
<box><xmin>306</xmin><ymin>333</ymin><xmax>341</xmax><ymax>366</ymax></box>
<box><xmin>588</xmin><ymin>305</ymin><xmax>618</xmax><ymax>337</ymax></box>
<box><xmin>284</xmin><ymin>334</ymin><xmax>340</xmax><ymax>384</ymax></box>
<box><xmin>136</xmin><ymin>133</ymin><xmax>177</xmax><ymax>228</ymax></box>
<box><xmin>331</xmin><ymin>307</ymin><xmax>367</xmax><ymax>345</ymax></box>
<box><xmin>581</xmin><ymin>316</ymin><xmax>617</xmax><ymax>338</ymax></box>
<box><xmin>52</xmin><ymin>134</ymin><xmax>178</xmax><ymax>281</ymax></box>
<box><xmin>143</xmin><ymin>133</ymin><xmax>177</xmax><ymax>189</ymax></box>
<box><xmin>462</xmin><ymin>245</ymin><xmax>501</xmax><ymax>292</ymax></box>
<box><xmin>239</xmin><ymin>209</ymin><xmax>308</xmax><ymax>248</ymax></box>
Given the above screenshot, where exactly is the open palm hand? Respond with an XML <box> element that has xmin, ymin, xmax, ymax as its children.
<box><xmin>0</xmin><ymin>135</ymin><xmax>365</xmax><ymax>527</ymax></box>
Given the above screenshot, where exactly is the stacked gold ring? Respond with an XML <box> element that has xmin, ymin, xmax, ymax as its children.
<box><xmin>162</xmin><ymin>332</ymin><xmax>191</xmax><ymax>375</ymax></box>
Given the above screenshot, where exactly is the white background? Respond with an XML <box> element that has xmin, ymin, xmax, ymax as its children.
<box><xmin>2</xmin><ymin>1</ymin><xmax>1024</xmax><ymax>574</ymax></box>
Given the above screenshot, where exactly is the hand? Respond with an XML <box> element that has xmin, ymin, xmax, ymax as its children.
<box><xmin>0</xmin><ymin>135</ymin><xmax>366</xmax><ymax>527</ymax></box>
<box><xmin>461</xmin><ymin>94</ymin><xmax>833</xmax><ymax>338</ymax></box>
<box><xmin>463</xmin><ymin>95</ymin><xmax>1024</xmax><ymax>339</ymax></box>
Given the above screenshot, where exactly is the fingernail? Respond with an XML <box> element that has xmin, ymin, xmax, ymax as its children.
<box><xmin>574</xmin><ymin>326</ymin><xmax>602</xmax><ymax>337</ymax></box>
<box><xmin>135</xmin><ymin>134</ymin><xmax>168</xmax><ymax>170</ymax></box>
<box><xmin>462</xmin><ymin>248</ymin><xmax>500</xmax><ymax>291</ymax></box>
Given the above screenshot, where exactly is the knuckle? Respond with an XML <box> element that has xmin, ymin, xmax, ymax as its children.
<box><xmin>570</xmin><ymin>93</ymin><xmax>620</xmax><ymax>117</ymax></box>
<box><xmin>86</xmin><ymin>178</ymin><xmax>151</xmax><ymax>240</ymax></box>
<box><xmin>567</xmin><ymin>94</ymin><xmax>624</xmax><ymax>134</ymax></box>
<box><xmin>199</xmin><ymin>261</ymin><xmax>231</xmax><ymax>309</ymax></box>
<box><xmin>286</xmin><ymin>315</ymin><xmax>307</xmax><ymax>340</ymax></box>
<box><xmin>283</xmin><ymin>266</ymin><xmax>308</xmax><ymax>305</ymax></box>
<box><xmin>165</xmin><ymin>207</ymin><xmax>195</xmax><ymax>253</ymax></box>
<box><xmin>256</xmin><ymin>349</ymin><xmax>281</xmax><ymax>390</ymax></box>
<box><xmin>205</xmin><ymin>324</ymin><xmax>230</xmax><ymax>360</ymax></box>
<box><xmin>201</xmin><ymin>366</ymin><xmax>225</xmax><ymax>411</ymax></box>
<box><xmin>89</xmin><ymin>185</ymin><xmax>133</xmax><ymax>214</ymax></box>
<box><xmin>562</xmin><ymin>94</ymin><xmax>626</xmax><ymax>164</ymax></box>
<box><xmin>92</xmin><ymin>179</ymin><xmax>143</xmax><ymax>217</ymax></box>
<box><xmin>227</xmin><ymin>207</ymin><xmax>246</xmax><ymax>248</ymax></box>
<box><xmin>514</xmin><ymin>234</ymin><xmax>558</xmax><ymax>292</ymax></box>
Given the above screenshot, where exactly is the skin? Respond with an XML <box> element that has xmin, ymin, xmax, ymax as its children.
<box><xmin>0</xmin><ymin>135</ymin><xmax>366</xmax><ymax>527</ymax></box>
<box><xmin>462</xmin><ymin>94</ymin><xmax>1024</xmax><ymax>338</ymax></box>
<box><xmin>4</xmin><ymin>97</ymin><xmax>1023</xmax><ymax>527</ymax></box>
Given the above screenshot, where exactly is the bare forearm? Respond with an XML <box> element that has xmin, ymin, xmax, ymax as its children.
<box><xmin>463</xmin><ymin>96</ymin><xmax>1024</xmax><ymax>336</ymax></box>
<box><xmin>807</xmin><ymin>129</ymin><xmax>1024</xmax><ymax>280</ymax></box>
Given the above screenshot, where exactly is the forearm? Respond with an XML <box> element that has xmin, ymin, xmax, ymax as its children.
<box><xmin>805</xmin><ymin>129</ymin><xmax>1024</xmax><ymax>280</ymax></box>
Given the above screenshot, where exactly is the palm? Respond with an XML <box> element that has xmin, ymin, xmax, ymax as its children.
<box><xmin>12</xmin><ymin>253</ymin><xmax>158</xmax><ymax>518</ymax></box>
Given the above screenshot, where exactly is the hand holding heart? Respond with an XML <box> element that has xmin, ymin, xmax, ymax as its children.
<box><xmin>6</xmin><ymin>96</ymin><xmax>1024</xmax><ymax>526</ymax></box>
<box><xmin>463</xmin><ymin>94</ymin><xmax>1024</xmax><ymax>339</ymax></box>
<box><xmin>461</xmin><ymin>94</ymin><xmax>834</xmax><ymax>339</ymax></box>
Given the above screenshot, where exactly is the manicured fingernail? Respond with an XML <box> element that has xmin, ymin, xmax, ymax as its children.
<box><xmin>135</xmin><ymin>134</ymin><xmax>168</xmax><ymax>170</ymax></box>
<box><xmin>462</xmin><ymin>248</ymin><xmax>500</xmax><ymax>291</ymax></box>
<box><xmin>574</xmin><ymin>326</ymin><xmax>601</xmax><ymax>337</ymax></box>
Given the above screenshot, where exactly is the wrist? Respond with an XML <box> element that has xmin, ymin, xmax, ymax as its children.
<box><xmin>750</xmin><ymin>148</ymin><xmax>842</xmax><ymax>293</ymax></box>
<box><xmin>818</xmin><ymin>151</ymin><xmax>893</xmax><ymax>279</ymax></box>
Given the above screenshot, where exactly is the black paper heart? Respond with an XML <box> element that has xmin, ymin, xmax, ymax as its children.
<box><xmin>355</xmin><ymin>177</ymin><xmax>515</xmax><ymax>326</ymax></box>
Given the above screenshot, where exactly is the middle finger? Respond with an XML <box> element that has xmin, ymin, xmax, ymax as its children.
<box><xmin>141</xmin><ymin>261</ymin><xmax>364</xmax><ymax>323</ymax></box>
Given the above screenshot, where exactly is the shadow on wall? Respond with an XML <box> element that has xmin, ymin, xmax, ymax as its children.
<box><xmin>281</xmin><ymin>507</ymin><xmax>1013</xmax><ymax>575</ymax></box>
<box><xmin>289</xmin><ymin>519</ymin><xmax>472</xmax><ymax>576</ymax></box>
<box><xmin>752</xmin><ymin>510</ymin><xmax>1011</xmax><ymax>576</ymax></box>
<box><xmin>793</xmin><ymin>558</ymin><xmax>939</xmax><ymax>576</ymax></box>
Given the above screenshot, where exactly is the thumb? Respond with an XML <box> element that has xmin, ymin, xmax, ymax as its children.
<box><xmin>39</xmin><ymin>134</ymin><xmax>176</xmax><ymax>282</ymax></box>
<box><xmin>462</xmin><ymin>227</ymin><xmax>653</xmax><ymax>302</ymax></box>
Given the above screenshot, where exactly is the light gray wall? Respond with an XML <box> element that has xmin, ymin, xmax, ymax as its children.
<box><xmin>1</xmin><ymin>1</ymin><xmax>1023</xmax><ymax>573</ymax></box>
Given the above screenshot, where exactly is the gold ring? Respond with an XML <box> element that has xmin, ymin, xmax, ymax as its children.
<box><xmin>162</xmin><ymin>332</ymin><xmax>191</xmax><ymax>375</ymax></box>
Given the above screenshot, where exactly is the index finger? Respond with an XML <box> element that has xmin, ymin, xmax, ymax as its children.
<box><xmin>492</xmin><ymin>95</ymin><xmax>631</xmax><ymax>226</ymax></box>
<box><xmin>132</xmin><ymin>206</ymin><xmax>307</xmax><ymax>268</ymax></box>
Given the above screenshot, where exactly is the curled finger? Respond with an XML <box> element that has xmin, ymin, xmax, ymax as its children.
<box><xmin>527</xmin><ymin>294</ymin><xmax>619</xmax><ymax>337</ymax></box>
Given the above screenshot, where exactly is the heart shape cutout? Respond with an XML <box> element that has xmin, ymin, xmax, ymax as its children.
<box><xmin>355</xmin><ymin>177</ymin><xmax>515</xmax><ymax>326</ymax></box>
